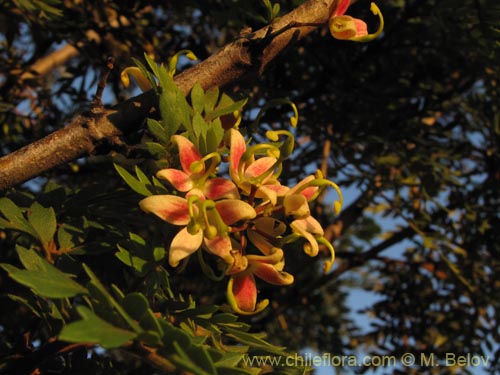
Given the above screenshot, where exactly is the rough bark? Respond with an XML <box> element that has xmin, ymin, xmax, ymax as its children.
<box><xmin>0</xmin><ymin>0</ymin><xmax>336</xmax><ymax>191</ymax></box>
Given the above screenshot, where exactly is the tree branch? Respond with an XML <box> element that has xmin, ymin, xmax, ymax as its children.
<box><xmin>0</xmin><ymin>0</ymin><xmax>336</xmax><ymax>191</ymax></box>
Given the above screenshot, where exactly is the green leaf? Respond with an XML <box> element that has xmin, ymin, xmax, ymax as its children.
<box><xmin>205</xmin><ymin>118</ymin><xmax>224</xmax><ymax>154</ymax></box>
<box><xmin>0</xmin><ymin>198</ymin><xmax>37</xmax><ymax>236</ymax></box>
<box><xmin>59</xmin><ymin>306</ymin><xmax>137</xmax><ymax>348</ymax></box>
<box><xmin>27</xmin><ymin>202</ymin><xmax>57</xmax><ymax>245</ymax></box>
<box><xmin>206</xmin><ymin>97</ymin><xmax>247</xmax><ymax>122</ymax></box>
<box><xmin>144</xmin><ymin>142</ymin><xmax>168</xmax><ymax>159</ymax></box>
<box><xmin>191</xmin><ymin>82</ymin><xmax>206</xmax><ymax>114</ymax></box>
<box><xmin>222</xmin><ymin>327</ymin><xmax>287</xmax><ymax>355</ymax></box>
<box><xmin>210</xmin><ymin>313</ymin><xmax>239</xmax><ymax>324</ymax></box>
<box><xmin>1</xmin><ymin>248</ymin><xmax>88</xmax><ymax>298</ymax></box>
<box><xmin>83</xmin><ymin>264</ymin><xmax>142</xmax><ymax>333</ymax></box>
<box><xmin>114</xmin><ymin>163</ymin><xmax>152</xmax><ymax>197</ymax></box>
<box><xmin>122</xmin><ymin>292</ymin><xmax>149</xmax><ymax>320</ymax></box>
<box><xmin>147</xmin><ymin>118</ymin><xmax>170</xmax><ymax>145</ymax></box>
<box><xmin>203</xmin><ymin>87</ymin><xmax>220</xmax><ymax>113</ymax></box>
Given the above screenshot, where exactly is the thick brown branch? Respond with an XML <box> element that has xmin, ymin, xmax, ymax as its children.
<box><xmin>0</xmin><ymin>0</ymin><xmax>336</xmax><ymax>191</ymax></box>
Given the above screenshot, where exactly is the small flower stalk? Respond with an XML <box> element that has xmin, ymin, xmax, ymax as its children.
<box><xmin>139</xmin><ymin>114</ymin><xmax>342</xmax><ymax>315</ymax></box>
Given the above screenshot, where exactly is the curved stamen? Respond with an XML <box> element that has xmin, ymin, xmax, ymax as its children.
<box><xmin>266</xmin><ymin>130</ymin><xmax>295</xmax><ymax>160</ymax></box>
<box><xmin>317</xmin><ymin>236</ymin><xmax>336</xmax><ymax>273</ymax></box>
<box><xmin>350</xmin><ymin>3</ymin><xmax>384</xmax><ymax>42</ymax></box>
<box><xmin>195</xmin><ymin>152</ymin><xmax>222</xmax><ymax>185</ymax></box>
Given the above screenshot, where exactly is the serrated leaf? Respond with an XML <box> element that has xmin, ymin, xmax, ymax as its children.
<box><xmin>59</xmin><ymin>306</ymin><xmax>137</xmax><ymax>348</ymax></box>
<box><xmin>27</xmin><ymin>202</ymin><xmax>56</xmax><ymax>245</ymax></box>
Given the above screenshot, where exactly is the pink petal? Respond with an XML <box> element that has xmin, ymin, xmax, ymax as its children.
<box><xmin>215</xmin><ymin>200</ymin><xmax>256</xmax><ymax>225</ymax></box>
<box><xmin>139</xmin><ymin>195</ymin><xmax>190</xmax><ymax>225</ymax></box>
<box><xmin>353</xmin><ymin>18</ymin><xmax>368</xmax><ymax>36</ymax></box>
<box><xmin>204</xmin><ymin>178</ymin><xmax>239</xmax><ymax>200</ymax></box>
<box><xmin>334</xmin><ymin>0</ymin><xmax>351</xmax><ymax>16</ymax></box>
<box><xmin>288</xmin><ymin>175</ymin><xmax>317</xmax><ymax>199</ymax></box>
<box><xmin>169</xmin><ymin>227</ymin><xmax>203</xmax><ymax>267</ymax></box>
<box><xmin>300</xmin><ymin>186</ymin><xmax>318</xmax><ymax>200</ymax></box>
<box><xmin>228</xmin><ymin>129</ymin><xmax>246</xmax><ymax>178</ymax></box>
<box><xmin>203</xmin><ymin>235</ymin><xmax>234</xmax><ymax>264</ymax></box>
<box><xmin>157</xmin><ymin>169</ymin><xmax>193</xmax><ymax>192</ymax></box>
<box><xmin>250</xmin><ymin>262</ymin><xmax>294</xmax><ymax>286</ymax></box>
<box><xmin>231</xmin><ymin>272</ymin><xmax>257</xmax><ymax>312</ymax></box>
<box><xmin>244</xmin><ymin>157</ymin><xmax>276</xmax><ymax>179</ymax></box>
<box><xmin>172</xmin><ymin>135</ymin><xmax>204</xmax><ymax>175</ymax></box>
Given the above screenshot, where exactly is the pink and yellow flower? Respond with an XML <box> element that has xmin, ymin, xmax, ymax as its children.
<box><xmin>227</xmin><ymin>249</ymin><xmax>294</xmax><ymax>315</ymax></box>
<box><xmin>157</xmin><ymin>135</ymin><xmax>239</xmax><ymax>200</ymax></box>
<box><xmin>329</xmin><ymin>0</ymin><xmax>384</xmax><ymax>42</ymax></box>
<box><xmin>227</xmin><ymin>128</ymin><xmax>288</xmax><ymax>205</ymax></box>
<box><xmin>139</xmin><ymin>194</ymin><xmax>256</xmax><ymax>267</ymax></box>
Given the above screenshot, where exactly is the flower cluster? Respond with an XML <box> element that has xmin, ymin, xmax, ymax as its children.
<box><xmin>140</xmin><ymin>128</ymin><xmax>342</xmax><ymax>315</ymax></box>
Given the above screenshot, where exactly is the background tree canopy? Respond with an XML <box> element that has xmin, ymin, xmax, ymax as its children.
<box><xmin>0</xmin><ymin>0</ymin><xmax>499</xmax><ymax>374</ymax></box>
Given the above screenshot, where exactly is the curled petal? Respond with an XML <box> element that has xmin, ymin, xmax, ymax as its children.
<box><xmin>290</xmin><ymin>217</ymin><xmax>325</xmax><ymax>257</ymax></box>
<box><xmin>216</xmin><ymin>200</ymin><xmax>256</xmax><ymax>225</ymax></box>
<box><xmin>157</xmin><ymin>169</ymin><xmax>193</xmax><ymax>192</ymax></box>
<box><xmin>255</xmin><ymin>185</ymin><xmax>278</xmax><ymax>206</ymax></box>
<box><xmin>203</xmin><ymin>235</ymin><xmax>234</xmax><ymax>265</ymax></box>
<box><xmin>284</xmin><ymin>194</ymin><xmax>310</xmax><ymax>218</ymax></box>
<box><xmin>250</xmin><ymin>262</ymin><xmax>294</xmax><ymax>286</ymax></box>
<box><xmin>227</xmin><ymin>273</ymin><xmax>269</xmax><ymax>315</ymax></box>
<box><xmin>204</xmin><ymin>178</ymin><xmax>240</xmax><ymax>200</ymax></box>
<box><xmin>329</xmin><ymin>15</ymin><xmax>366</xmax><ymax>40</ymax></box>
<box><xmin>172</xmin><ymin>135</ymin><xmax>204</xmax><ymax>175</ymax></box>
<box><xmin>169</xmin><ymin>227</ymin><xmax>203</xmax><ymax>267</ymax></box>
<box><xmin>246</xmin><ymin>249</ymin><xmax>284</xmax><ymax>265</ymax></box>
<box><xmin>226</xmin><ymin>251</ymin><xmax>249</xmax><ymax>275</ymax></box>
<box><xmin>120</xmin><ymin>67</ymin><xmax>152</xmax><ymax>91</ymax></box>
<box><xmin>247</xmin><ymin>229</ymin><xmax>277</xmax><ymax>256</ymax></box>
<box><xmin>228</xmin><ymin>272</ymin><xmax>256</xmax><ymax>313</ymax></box>
<box><xmin>139</xmin><ymin>195</ymin><xmax>190</xmax><ymax>225</ymax></box>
